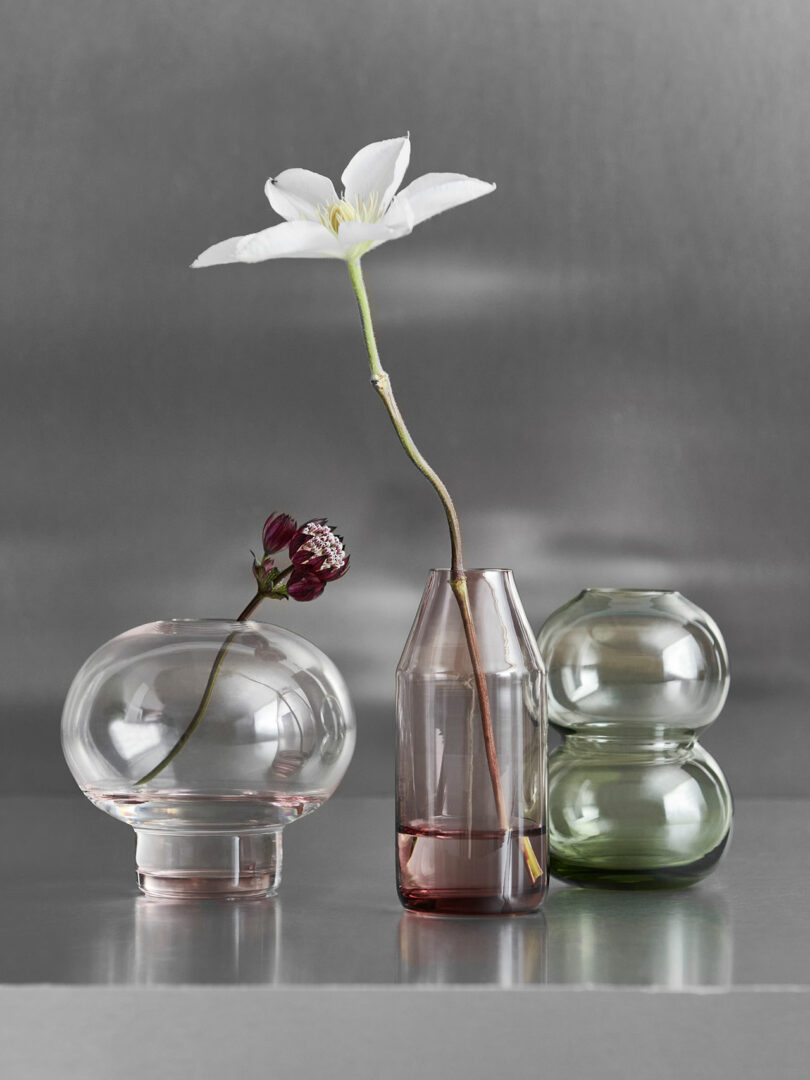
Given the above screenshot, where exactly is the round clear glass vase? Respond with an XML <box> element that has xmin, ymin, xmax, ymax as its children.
<box><xmin>396</xmin><ymin>569</ymin><xmax>547</xmax><ymax>915</ymax></box>
<box><xmin>62</xmin><ymin>619</ymin><xmax>355</xmax><ymax>899</ymax></box>
<box><xmin>537</xmin><ymin>588</ymin><xmax>732</xmax><ymax>889</ymax></box>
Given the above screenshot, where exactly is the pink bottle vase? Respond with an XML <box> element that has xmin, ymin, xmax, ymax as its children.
<box><xmin>396</xmin><ymin>569</ymin><xmax>548</xmax><ymax>915</ymax></box>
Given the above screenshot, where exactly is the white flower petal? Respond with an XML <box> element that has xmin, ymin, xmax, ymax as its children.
<box><xmin>191</xmin><ymin>235</ymin><xmax>244</xmax><ymax>268</ymax></box>
<box><xmin>341</xmin><ymin>136</ymin><xmax>410</xmax><ymax>211</ymax></box>
<box><xmin>237</xmin><ymin>220</ymin><xmax>344</xmax><ymax>261</ymax></box>
<box><xmin>384</xmin><ymin>173</ymin><xmax>496</xmax><ymax>229</ymax></box>
<box><xmin>264</xmin><ymin>169</ymin><xmax>339</xmax><ymax>222</ymax></box>
<box><xmin>192</xmin><ymin>221</ymin><xmax>343</xmax><ymax>267</ymax></box>
<box><xmin>336</xmin><ymin>219</ymin><xmax>411</xmax><ymax>256</ymax></box>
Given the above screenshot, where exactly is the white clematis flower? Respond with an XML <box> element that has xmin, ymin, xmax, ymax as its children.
<box><xmin>192</xmin><ymin>135</ymin><xmax>496</xmax><ymax>267</ymax></box>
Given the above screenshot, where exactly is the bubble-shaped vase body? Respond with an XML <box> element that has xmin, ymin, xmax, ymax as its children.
<box><xmin>62</xmin><ymin>619</ymin><xmax>355</xmax><ymax>899</ymax></box>
<box><xmin>537</xmin><ymin>589</ymin><xmax>732</xmax><ymax>889</ymax></box>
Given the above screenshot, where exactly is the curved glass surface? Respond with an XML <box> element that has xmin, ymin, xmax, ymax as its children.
<box><xmin>61</xmin><ymin>619</ymin><xmax>355</xmax><ymax>897</ymax></box>
<box><xmin>537</xmin><ymin>588</ymin><xmax>732</xmax><ymax>888</ymax></box>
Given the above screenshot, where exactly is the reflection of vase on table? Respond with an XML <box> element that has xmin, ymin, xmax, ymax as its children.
<box><xmin>132</xmin><ymin>897</ymin><xmax>282</xmax><ymax>984</ymax></box>
<box><xmin>398</xmin><ymin>908</ymin><xmax>546</xmax><ymax>985</ymax></box>
<box><xmin>537</xmin><ymin>588</ymin><xmax>732</xmax><ymax>889</ymax></box>
<box><xmin>544</xmin><ymin>887</ymin><xmax>731</xmax><ymax>987</ymax></box>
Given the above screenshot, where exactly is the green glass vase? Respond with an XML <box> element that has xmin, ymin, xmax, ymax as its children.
<box><xmin>537</xmin><ymin>588</ymin><xmax>732</xmax><ymax>889</ymax></box>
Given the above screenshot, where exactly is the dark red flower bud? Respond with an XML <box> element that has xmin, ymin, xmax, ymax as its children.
<box><xmin>252</xmin><ymin>555</ymin><xmax>277</xmax><ymax>592</ymax></box>
<box><xmin>262</xmin><ymin>513</ymin><xmax>298</xmax><ymax>555</ymax></box>
<box><xmin>287</xmin><ymin>570</ymin><xmax>326</xmax><ymax>602</ymax></box>
<box><xmin>289</xmin><ymin>520</ymin><xmax>349</xmax><ymax>582</ymax></box>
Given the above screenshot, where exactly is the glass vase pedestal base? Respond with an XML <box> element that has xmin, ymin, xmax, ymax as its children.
<box><xmin>135</xmin><ymin>829</ymin><xmax>281</xmax><ymax>900</ymax></box>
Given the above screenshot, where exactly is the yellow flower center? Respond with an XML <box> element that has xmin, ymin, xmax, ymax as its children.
<box><xmin>319</xmin><ymin>192</ymin><xmax>382</xmax><ymax>235</ymax></box>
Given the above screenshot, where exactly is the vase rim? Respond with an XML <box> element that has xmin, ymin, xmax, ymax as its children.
<box><xmin>430</xmin><ymin>567</ymin><xmax>514</xmax><ymax>575</ymax></box>
<box><xmin>144</xmin><ymin>617</ymin><xmax>291</xmax><ymax>636</ymax></box>
<box><xmin>159</xmin><ymin>617</ymin><xmax>279</xmax><ymax>626</ymax></box>
<box><xmin>582</xmin><ymin>586</ymin><xmax>678</xmax><ymax>596</ymax></box>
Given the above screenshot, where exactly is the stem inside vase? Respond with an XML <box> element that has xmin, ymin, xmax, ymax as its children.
<box><xmin>133</xmin><ymin>592</ymin><xmax>265</xmax><ymax>785</ymax></box>
<box><xmin>347</xmin><ymin>258</ymin><xmax>541</xmax><ymax>884</ymax></box>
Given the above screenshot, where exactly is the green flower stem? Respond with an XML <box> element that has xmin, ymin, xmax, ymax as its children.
<box><xmin>272</xmin><ymin>565</ymin><xmax>295</xmax><ymax>588</ymax></box>
<box><xmin>347</xmin><ymin>258</ymin><xmax>464</xmax><ymax>574</ymax></box>
<box><xmin>347</xmin><ymin>258</ymin><xmax>540</xmax><ymax>880</ymax></box>
<box><xmin>133</xmin><ymin>590</ymin><xmax>265</xmax><ymax>786</ymax></box>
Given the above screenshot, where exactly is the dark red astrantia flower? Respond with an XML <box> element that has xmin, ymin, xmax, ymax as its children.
<box><xmin>262</xmin><ymin>513</ymin><xmax>298</xmax><ymax>555</ymax></box>
<box><xmin>289</xmin><ymin>520</ymin><xmax>349</xmax><ymax>582</ymax></box>
<box><xmin>287</xmin><ymin>570</ymin><xmax>326</xmax><ymax>602</ymax></box>
<box><xmin>254</xmin><ymin>513</ymin><xmax>349</xmax><ymax>601</ymax></box>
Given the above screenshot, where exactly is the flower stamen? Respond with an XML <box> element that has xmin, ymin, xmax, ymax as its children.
<box><xmin>296</xmin><ymin>520</ymin><xmax>348</xmax><ymax>571</ymax></box>
<box><xmin>319</xmin><ymin>192</ymin><xmax>382</xmax><ymax>235</ymax></box>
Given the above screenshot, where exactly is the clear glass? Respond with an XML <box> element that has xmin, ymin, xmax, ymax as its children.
<box><xmin>62</xmin><ymin>619</ymin><xmax>355</xmax><ymax>898</ymax></box>
<box><xmin>396</xmin><ymin>569</ymin><xmax>547</xmax><ymax>915</ymax></box>
<box><xmin>537</xmin><ymin>588</ymin><xmax>732</xmax><ymax>888</ymax></box>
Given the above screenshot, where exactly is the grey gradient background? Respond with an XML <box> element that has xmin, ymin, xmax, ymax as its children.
<box><xmin>2</xmin><ymin>0</ymin><xmax>808</xmax><ymax>797</ymax></box>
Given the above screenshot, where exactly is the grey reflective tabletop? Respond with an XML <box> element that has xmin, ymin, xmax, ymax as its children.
<box><xmin>3</xmin><ymin>795</ymin><xmax>810</xmax><ymax>1080</ymax></box>
<box><xmin>1</xmin><ymin>794</ymin><xmax>809</xmax><ymax>988</ymax></box>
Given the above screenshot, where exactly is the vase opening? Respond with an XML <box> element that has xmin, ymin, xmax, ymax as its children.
<box><xmin>430</xmin><ymin>567</ymin><xmax>514</xmax><ymax>576</ymax></box>
<box><xmin>583</xmin><ymin>587</ymin><xmax>678</xmax><ymax>597</ymax></box>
